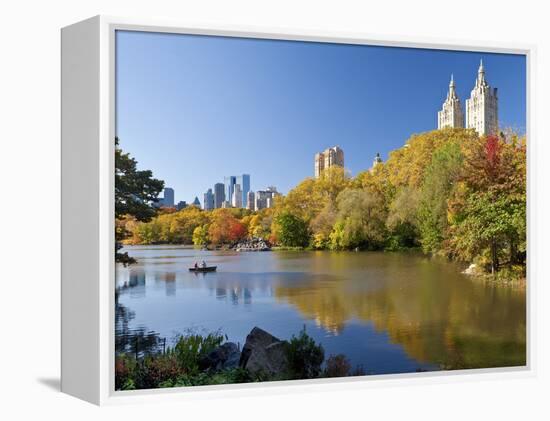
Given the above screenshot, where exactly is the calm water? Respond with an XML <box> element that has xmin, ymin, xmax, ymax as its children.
<box><xmin>116</xmin><ymin>245</ymin><xmax>526</xmax><ymax>374</ymax></box>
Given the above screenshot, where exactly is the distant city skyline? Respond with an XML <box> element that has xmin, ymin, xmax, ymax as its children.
<box><xmin>116</xmin><ymin>31</ymin><xmax>526</xmax><ymax>203</ymax></box>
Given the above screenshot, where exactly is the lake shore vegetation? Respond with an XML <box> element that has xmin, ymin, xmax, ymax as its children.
<box><xmin>116</xmin><ymin>128</ymin><xmax>526</xmax><ymax>280</ymax></box>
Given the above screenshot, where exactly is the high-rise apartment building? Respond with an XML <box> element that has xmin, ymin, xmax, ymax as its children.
<box><xmin>314</xmin><ymin>146</ymin><xmax>344</xmax><ymax>178</ymax></box>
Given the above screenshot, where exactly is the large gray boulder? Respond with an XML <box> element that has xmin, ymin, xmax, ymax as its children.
<box><xmin>199</xmin><ymin>342</ymin><xmax>240</xmax><ymax>371</ymax></box>
<box><xmin>239</xmin><ymin>327</ymin><xmax>289</xmax><ymax>375</ymax></box>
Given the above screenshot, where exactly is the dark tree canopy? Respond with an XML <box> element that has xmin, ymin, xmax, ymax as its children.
<box><xmin>115</xmin><ymin>137</ymin><xmax>164</xmax><ymax>264</ymax></box>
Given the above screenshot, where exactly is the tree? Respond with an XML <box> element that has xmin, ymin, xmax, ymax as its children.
<box><xmin>192</xmin><ymin>225</ymin><xmax>209</xmax><ymax>246</ymax></box>
<box><xmin>115</xmin><ymin>138</ymin><xmax>164</xmax><ymax>264</ymax></box>
<box><xmin>286</xmin><ymin>327</ymin><xmax>325</xmax><ymax>379</ymax></box>
<box><xmin>208</xmin><ymin>209</ymin><xmax>247</xmax><ymax>245</ymax></box>
<box><xmin>417</xmin><ymin>141</ymin><xmax>463</xmax><ymax>254</ymax></box>
<box><xmin>447</xmin><ymin>134</ymin><xmax>526</xmax><ymax>273</ymax></box>
<box><xmin>330</xmin><ymin>188</ymin><xmax>387</xmax><ymax>250</ymax></box>
<box><xmin>273</xmin><ymin>212</ymin><xmax>309</xmax><ymax>248</ymax></box>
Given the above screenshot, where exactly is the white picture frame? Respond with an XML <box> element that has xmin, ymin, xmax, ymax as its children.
<box><xmin>61</xmin><ymin>15</ymin><xmax>535</xmax><ymax>406</ymax></box>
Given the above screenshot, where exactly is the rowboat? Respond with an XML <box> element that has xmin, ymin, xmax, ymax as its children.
<box><xmin>189</xmin><ymin>266</ymin><xmax>217</xmax><ymax>272</ymax></box>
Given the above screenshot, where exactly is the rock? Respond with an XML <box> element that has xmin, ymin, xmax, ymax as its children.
<box><xmin>199</xmin><ymin>342</ymin><xmax>240</xmax><ymax>371</ymax></box>
<box><xmin>233</xmin><ymin>237</ymin><xmax>271</xmax><ymax>252</ymax></box>
<box><xmin>239</xmin><ymin>327</ymin><xmax>289</xmax><ymax>375</ymax></box>
<box><xmin>462</xmin><ymin>263</ymin><xmax>479</xmax><ymax>275</ymax></box>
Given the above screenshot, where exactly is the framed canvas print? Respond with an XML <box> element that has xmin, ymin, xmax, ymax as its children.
<box><xmin>61</xmin><ymin>16</ymin><xmax>533</xmax><ymax>405</ymax></box>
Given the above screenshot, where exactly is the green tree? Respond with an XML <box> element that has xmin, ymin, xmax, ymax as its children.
<box><xmin>417</xmin><ymin>141</ymin><xmax>463</xmax><ymax>254</ymax></box>
<box><xmin>273</xmin><ymin>212</ymin><xmax>310</xmax><ymax>248</ymax></box>
<box><xmin>286</xmin><ymin>327</ymin><xmax>325</xmax><ymax>379</ymax></box>
<box><xmin>115</xmin><ymin>137</ymin><xmax>164</xmax><ymax>263</ymax></box>
<box><xmin>330</xmin><ymin>188</ymin><xmax>387</xmax><ymax>250</ymax></box>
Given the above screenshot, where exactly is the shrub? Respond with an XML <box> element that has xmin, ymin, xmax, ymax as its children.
<box><xmin>286</xmin><ymin>326</ymin><xmax>325</xmax><ymax>379</ymax></box>
<box><xmin>324</xmin><ymin>354</ymin><xmax>351</xmax><ymax>378</ymax></box>
<box><xmin>171</xmin><ymin>331</ymin><xmax>224</xmax><ymax>375</ymax></box>
<box><xmin>135</xmin><ymin>354</ymin><xmax>183</xmax><ymax>389</ymax></box>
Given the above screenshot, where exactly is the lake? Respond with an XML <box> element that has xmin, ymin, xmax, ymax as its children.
<box><xmin>116</xmin><ymin>245</ymin><xmax>526</xmax><ymax>374</ymax></box>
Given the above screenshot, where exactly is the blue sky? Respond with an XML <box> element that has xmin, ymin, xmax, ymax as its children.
<box><xmin>116</xmin><ymin>31</ymin><xmax>526</xmax><ymax>204</ymax></box>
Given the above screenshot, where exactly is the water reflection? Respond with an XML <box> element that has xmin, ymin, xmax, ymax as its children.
<box><xmin>115</xmin><ymin>246</ymin><xmax>526</xmax><ymax>372</ymax></box>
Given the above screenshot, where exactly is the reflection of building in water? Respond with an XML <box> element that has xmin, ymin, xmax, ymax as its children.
<box><xmin>244</xmin><ymin>288</ymin><xmax>252</xmax><ymax>305</ymax></box>
<box><xmin>212</xmin><ymin>286</ymin><xmax>253</xmax><ymax>305</ymax></box>
<box><xmin>215</xmin><ymin>288</ymin><xmax>227</xmax><ymax>300</ymax></box>
<box><xmin>129</xmin><ymin>270</ymin><xmax>146</xmax><ymax>287</ymax></box>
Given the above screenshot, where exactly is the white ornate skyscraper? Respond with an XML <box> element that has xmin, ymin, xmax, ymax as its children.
<box><xmin>438</xmin><ymin>74</ymin><xmax>464</xmax><ymax>129</ymax></box>
<box><xmin>465</xmin><ymin>60</ymin><xmax>498</xmax><ymax>136</ymax></box>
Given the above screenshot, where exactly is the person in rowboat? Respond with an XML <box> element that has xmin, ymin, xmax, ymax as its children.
<box><xmin>194</xmin><ymin>262</ymin><xmax>198</xmax><ymax>269</ymax></box>
<box><xmin>201</xmin><ymin>260</ymin><xmax>207</xmax><ymax>268</ymax></box>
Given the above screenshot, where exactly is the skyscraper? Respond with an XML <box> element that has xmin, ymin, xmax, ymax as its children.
<box><xmin>246</xmin><ymin>191</ymin><xmax>255</xmax><ymax>210</ymax></box>
<box><xmin>203</xmin><ymin>189</ymin><xmax>214</xmax><ymax>211</ymax></box>
<box><xmin>192</xmin><ymin>196</ymin><xmax>201</xmax><ymax>207</ymax></box>
<box><xmin>214</xmin><ymin>183</ymin><xmax>225</xmax><ymax>208</ymax></box>
<box><xmin>236</xmin><ymin>174</ymin><xmax>251</xmax><ymax>207</ymax></box>
<box><xmin>465</xmin><ymin>60</ymin><xmax>498</xmax><ymax>136</ymax></box>
<box><xmin>314</xmin><ymin>146</ymin><xmax>344</xmax><ymax>178</ymax></box>
<box><xmin>163</xmin><ymin>187</ymin><xmax>175</xmax><ymax>207</ymax></box>
<box><xmin>232</xmin><ymin>184</ymin><xmax>242</xmax><ymax>208</ymax></box>
<box><xmin>224</xmin><ymin>176</ymin><xmax>237</xmax><ymax>207</ymax></box>
<box><xmin>438</xmin><ymin>74</ymin><xmax>464</xmax><ymax>129</ymax></box>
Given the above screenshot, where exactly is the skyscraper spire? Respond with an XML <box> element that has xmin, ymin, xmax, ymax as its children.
<box><xmin>477</xmin><ymin>59</ymin><xmax>486</xmax><ymax>86</ymax></box>
<box><xmin>438</xmin><ymin>74</ymin><xmax>464</xmax><ymax>129</ymax></box>
<box><xmin>466</xmin><ymin>60</ymin><xmax>498</xmax><ymax>135</ymax></box>
<box><xmin>447</xmin><ymin>74</ymin><xmax>457</xmax><ymax>99</ymax></box>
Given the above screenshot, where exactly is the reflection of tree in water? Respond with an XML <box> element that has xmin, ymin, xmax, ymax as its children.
<box><xmin>274</xmin><ymin>273</ymin><xmax>526</xmax><ymax>370</ymax></box>
<box><xmin>115</xmin><ymin>298</ymin><xmax>163</xmax><ymax>357</ymax></box>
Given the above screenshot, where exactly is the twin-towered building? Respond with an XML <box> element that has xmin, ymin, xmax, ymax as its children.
<box><xmin>438</xmin><ymin>60</ymin><xmax>498</xmax><ymax>136</ymax></box>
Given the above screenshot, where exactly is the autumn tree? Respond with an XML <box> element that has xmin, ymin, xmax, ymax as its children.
<box><xmin>329</xmin><ymin>188</ymin><xmax>387</xmax><ymax>250</ymax></box>
<box><xmin>447</xmin><ymin>134</ymin><xmax>526</xmax><ymax>273</ymax></box>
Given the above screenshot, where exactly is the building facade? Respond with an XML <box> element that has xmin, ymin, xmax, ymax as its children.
<box><xmin>246</xmin><ymin>191</ymin><xmax>255</xmax><ymax>210</ymax></box>
<box><xmin>236</xmin><ymin>174</ymin><xmax>250</xmax><ymax>207</ymax></box>
<box><xmin>224</xmin><ymin>176</ymin><xmax>236</xmax><ymax>207</ymax></box>
<box><xmin>255</xmin><ymin>186</ymin><xmax>279</xmax><ymax>211</ymax></box>
<box><xmin>203</xmin><ymin>188</ymin><xmax>214</xmax><ymax>211</ymax></box>
<box><xmin>438</xmin><ymin>75</ymin><xmax>464</xmax><ymax>129</ymax></box>
<box><xmin>314</xmin><ymin>146</ymin><xmax>344</xmax><ymax>178</ymax></box>
<box><xmin>213</xmin><ymin>183</ymin><xmax>225</xmax><ymax>208</ymax></box>
<box><xmin>465</xmin><ymin>60</ymin><xmax>498</xmax><ymax>136</ymax></box>
<box><xmin>232</xmin><ymin>184</ymin><xmax>242</xmax><ymax>208</ymax></box>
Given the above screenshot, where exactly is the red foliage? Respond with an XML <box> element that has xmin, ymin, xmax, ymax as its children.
<box><xmin>208</xmin><ymin>209</ymin><xmax>247</xmax><ymax>244</ymax></box>
<box><xmin>484</xmin><ymin>135</ymin><xmax>501</xmax><ymax>175</ymax></box>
